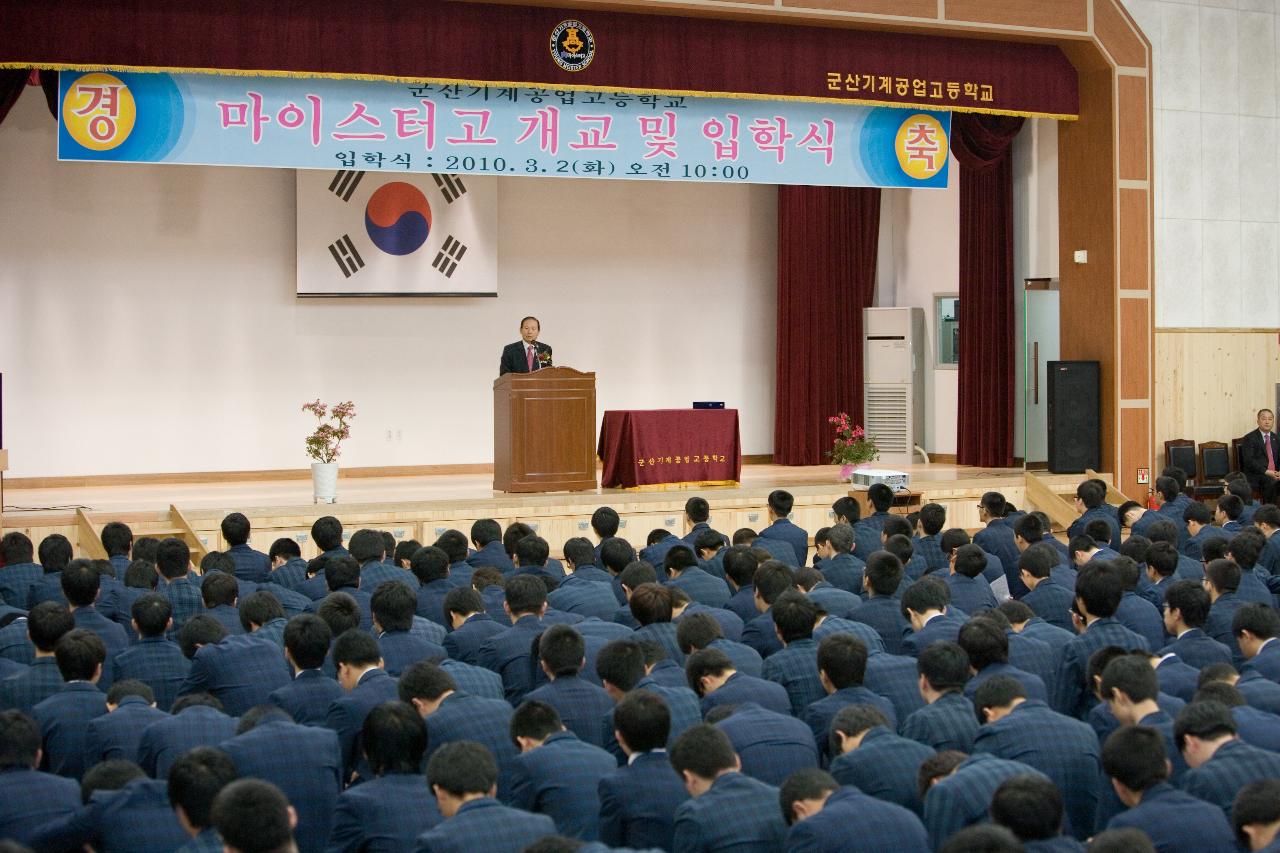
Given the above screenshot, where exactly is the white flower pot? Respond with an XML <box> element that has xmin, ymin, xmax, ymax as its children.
<box><xmin>312</xmin><ymin>462</ymin><xmax>339</xmax><ymax>504</ymax></box>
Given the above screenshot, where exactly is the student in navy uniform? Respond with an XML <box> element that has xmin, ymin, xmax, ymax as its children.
<box><xmin>665</xmin><ymin>545</ymin><xmax>732</xmax><ymax>608</ymax></box>
<box><xmin>596</xmin><ymin>637</ymin><xmax>701</xmax><ymax>761</ymax></box>
<box><xmin>442</xmin><ymin>587</ymin><xmax>505</xmax><ymax>663</ymax></box>
<box><xmin>347</xmin><ymin>528</ymin><xmax>402</xmax><ymax>594</ymax></box>
<box><xmin>812</xmin><ymin>523</ymin><xmax>865</xmax><ymax>594</ymax></box>
<box><xmin>1159</xmin><ymin>579</ymin><xmax>1233</xmax><ymax>669</ymax></box>
<box><xmin>1051</xmin><ymin>562</ymin><xmax>1150</xmax><ymax>720</ymax></box>
<box><xmin>793</xmin><ymin>566</ymin><xmax>860</xmax><ymax>620</ymax></box>
<box><xmin>83</xmin><ymin>680</ymin><xmax>166</xmax><ymax>767</ymax></box>
<box><xmin>1176</xmin><ymin>700</ymin><xmax>1280</xmax><ymax>818</ymax></box>
<box><xmin>155</xmin><ymin>538</ymin><xmax>204</xmax><ymax>637</ymax></box>
<box><xmin>1019</xmin><ymin>543</ymin><xmax>1076</xmax><ymax>632</ymax></box>
<box><xmin>268</xmin><ymin>614</ymin><xmax>343</xmax><ymax>726</ymax></box>
<box><xmin>29</xmin><ymin>761</ymin><xmax>189</xmax><ymax>853</ymax></box>
<box><xmin>1204</xmin><ymin>558</ymin><xmax>1250</xmax><ymax>665</ymax></box>
<box><xmin>974</xmin><ymin>492</ymin><xmax>1027</xmax><ymax>599</ymax></box>
<box><xmin>1105</xmin><ymin>556</ymin><xmax>1166</xmax><ymax>651</ymax></box>
<box><xmin>640</xmin><ymin>530</ymin><xmax>684</xmax><ymax>571</ymax></box>
<box><xmin>959</xmin><ymin>619</ymin><xmax>1048</xmax><ymax>703</ymax></box>
<box><xmin>781</xmin><ymin>767</ymin><xmax>929</xmax><ymax>853</ymax></box>
<box><xmin>218</xmin><ymin>512</ymin><xmax>269</xmax><ymax>584</ymax></box>
<box><xmin>669</xmin><ymin>723</ymin><xmax>788</xmax><ymax>852</ymax></box>
<box><xmin>900</xmin><ymin>642</ymin><xmax>979</xmax><ymax>753</ymax></box>
<box><xmin>758</xmin><ymin>490</ymin><xmax>809</xmax><ymax>567</ymax></box>
<box><xmin>328</xmin><ymin>701</ymin><xmax>442</xmax><ymax>853</ymax></box>
<box><xmin>1194</xmin><ymin>681</ymin><xmax>1280</xmax><ymax>753</ymax></box>
<box><xmin>972</xmin><ymin>676</ymin><xmax>1101</xmax><ymax>839</ymax></box>
<box><xmin>1232</xmin><ymin>779</ymin><xmax>1280</xmax><ymax>853</ymax></box>
<box><xmin>1101</xmin><ymin>724</ymin><xmax>1236</xmax><ymax>847</ymax></box>
<box><xmin>1254</xmin><ymin>505</ymin><xmax>1280</xmax><ymax>575</ymax></box>
<box><xmin>687</xmin><ymin>647</ymin><xmax>792</xmax><ymax>717</ymax></box>
<box><xmin>400</xmin><ymin>661</ymin><xmax>521</xmax><ymax>803</ymax></box>
<box><xmin>479</xmin><ymin>574</ymin><xmax>560</xmax><ymax>703</ymax></box>
<box><xmin>265</xmin><ymin>538</ymin><xmax>309</xmax><ymax>591</ymax></box>
<box><xmin>1182</xmin><ymin>503</ymin><xmax>1229</xmax><ymax>561</ymax></box>
<box><xmin>98</xmin><ymin>521</ymin><xmax>134</xmax><ymax>578</ymax></box>
<box><xmin>999</xmin><ymin>600</ymin><xmax>1076</xmax><ymax>657</ymax></box>
<box><xmin>626</xmin><ymin>583</ymin><xmax>683</xmax><ymax>666</ymax></box>
<box><xmin>803</xmin><ymin>634</ymin><xmax>897</xmax><ymax>758</ymax></box>
<box><xmin>988</xmin><ymin>773</ymin><xmax>1084</xmax><ymax>852</ymax></box>
<box><xmin>507</xmin><ymin>699</ymin><xmax>616</xmax><ymax>841</ymax></box>
<box><xmin>466</xmin><ymin>518</ymin><xmax>515</xmax><ymax>575</ymax></box>
<box><xmin>721</xmin><ymin>546</ymin><xmax>763</xmax><ymax>625</ymax></box>
<box><xmin>198</xmin><ymin>573</ymin><xmax>244</xmax><ymax>638</ymax></box>
<box><xmin>597</xmin><ymin>690</ymin><xmax>690</xmax><ymax>849</ymax></box>
<box><xmin>60</xmin><ymin>559</ymin><xmax>129</xmax><ymax>690</ymax></box>
<box><xmin>945</xmin><ymin>544</ymin><xmax>999</xmax><ymax>615</ymax></box>
<box><xmin>920</xmin><ymin>749</ymin><xmax>1051</xmax><ymax>850</ymax></box>
<box><xmin>210</xmin><ymin>779</ymin><xmax>301</xmax><ymax>853</ymax></box>
<box><xmin>524</xmin><ymin>625</ymin><xmax>614</xmax><ymax>748</ymax></box>
<box><xmin>0</xmin><ymin>601</ymin><xmax>74</xmax><ymax>713</ymax></box>
<box><xmin>219</xmin><ymin>705</ymin><xmax>342</xmax><ymax>853</ymax></box>
<box><xmin>1141</xmin><ymin>540</ymin><xmax>1180</xmax><ymax>604</ymax></box>
<box><xmin>175</xmin><ymin>613</ymin><xmax>292</xmax><ymax>716</ymax></box>
<box><xmin>901</xmin><ymin>577</ymin><xmax>962</xmax><ymax>657</ymax></box>
<box><xmin>760</xmin><ymin>591</ymin><xmax>824</xmax><ymax>716</ymax></box>
<box><xmin>33</xmin><ymin>628</ymin><xmax>108</xmax><ymax>779</ymax></box>
<box><xmin>677</xmin><ymin>611</ymin><xmax>763</xmax><ymax>677</ymax></box>
<box><xmin>1068</xmin><ymin>480</ymin><xmax>1121</xmax><ymax>551</ymax></box>
<box><xmin>549</xmin><ymin>546</ymin><xmax>620</xmax><ymax>621</ymax></box>
<box><xmin>0</xmin><ymin>709</ymin><xmax>81</xmax><ymax>846</ymax></box>
<box><xmin>136</xmin><ymin>693</ymin><xmax>237</xmax><ymax>780</ymax></box>
<box><xmin>851</xmin><ymin>552</ymin><xmax>912</xmax><ymax>656</ymax></box>
<box><xmin>0</xmin><ymin>532</ymin><xmax>43</xmax><ymax>611</ymax></box>
<box><xmin>846</xmin><ymin>485</ymin><xmax>890</xmax><ymax>562</ymax></box>
<box><xmin>325</xmin><ymin>628</ymin><xmax>399</xmax><ymax>782</ymax></box>
<box><xmin>828</xmin><ymin>704</ymin><xmax>933</xmax><ymax>813</ymax></box>
<box><xmin>418</xmin><ymin>740</ymin><xmax>556</xmax><ymax>853</ymax></box>
<box><xmin>370</xmin><ymin>581</ymin><xmax>445</xmax><ymax>677</ymax></box>
<box><xmin>166</xmin><ymin>747</ymin><xmax>238</xmax><ymax>853</ymax></box>
<box><xmin>1235</xmin><ymin>603</ymin><xmax>1280</xmax><ymax>683</ymax></box>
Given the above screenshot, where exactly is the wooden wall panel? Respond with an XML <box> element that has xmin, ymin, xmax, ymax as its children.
<box><xmin>1095</xmin><ymin>0</ymin><xmax>1148</xmax><ymax>69</ymax></box>
<box><xmin>1119</xmin><ymin>188</ymin><xmax>1149</xmax><ymax>293</ymax></box>
<box><xmin>1154</xmin><ymin>331</ymin><xmax>1280</xmax><ymax>451</ymax></box>
<box><xmin>1120</xmin><ymin>406</ymin><xmax>1150</xmax><ymax>495</ymax></box>
<box><xmin>1120</xmin><ymin>299</ymin><xmax>1150</xmax><ymax>402</ymax></box>
<box><xmin>781</xmin><ymin>0</ymin><xmax>936</xmax><ymax>17</ymax></box>
<box><xmin>1117</xmin><ymin>76</ymin><xmax>1149</xmax><ymax>182</ymax></box>
<box><xmin>944</xmin><ymin>0</ymin><xmax>1087</xmax><ymax>31</ymax></box>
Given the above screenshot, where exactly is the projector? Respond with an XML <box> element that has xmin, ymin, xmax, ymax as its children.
<box><xmin>849</xmin><ymin>468</ymin><xmax>911</xmax><ymax>490</ymax></box>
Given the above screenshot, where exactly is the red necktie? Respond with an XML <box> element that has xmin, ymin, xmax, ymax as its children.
<box><xmin>526</xmin><ymin>345</ymin><xmax>535</xmax><ymax>371</ymax></box>
<box><xmin>1267</xmin><ymin>433</ymin><xmax>1275</xmax><ymax>472</ymax></box>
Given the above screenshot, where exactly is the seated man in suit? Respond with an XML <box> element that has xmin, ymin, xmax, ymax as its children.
<box><xmin>466</xmin><ymin>519</ymin><xmax>515</xmax><ymax>575</ymax></box>
<box><xmin>325</xmin><ymin>628</ymin><xmax>399</xmax><ymax>782</ymax></box>
<box><xmin>665</xmin><ymin>545</ymin><xmax>731</xmax><ymax>608</ymax></box>
<box><xmin>989</xmin><ymin>774</ymin><xmax>1085</xmax><ymax>852</ymax></box>
<box><xmin>329</xmin><ymin>702</ymin><xmax>441</xmax><ymax>853</ymax></box>
<box><xmin>269</xmin><ymin>614</ymin><xmax>343</xmax><ymax>726</ymax></box>
<box><xmin>1068</xmin><ymin>479</ymin><xmax>1121</xmax><ymax>551</ymax></box>
<box><xmin>1181</xmin><ymin>503</ymin><xmax>1230</xmax><ymax>562</ymax></box>
<box><xmin>599</xmin><ymin>690</ymin><xmax>690</xmax><ymax>849</ymax></box>
<box><xmin>900</xmin><ymin>642</ymin><xmax>978</xmax><ymax>752</ymax></box>
<box><xmin>400</xmin><ymin>661</ymin><xmax>521</xmax><ymax>802</ymax></box>
<box><xmin>959</xmin><ymin>619</ymin><xmax>1047</xmax><ymax>703</ymax></box>
<box><xmin>596</xmin><ymin>638</ymin><xmax>701</xmax><ymax>763</ymax></box>
<box><xmin>1102</xmin><ymin>724</ymin><xmax>1236</xmax><ymax>846</ymax></box>
<box><xmin>1205</xmin><ymin>558</ymin><xmax>1249</xmax><ymax>665</ymax></box>
<box><xmin>507</xmin><ymin>699</ymin><xmax>615</xmax><ymax>840</ymax></box>
<box><xmin>758</xmin><ymin>489</ymin><xmax>809</xmax><ymax>567</ymax></box>
<box><xmin>721</xmin><ymin>546</ymin><xmax>762</xmax><ymax>625</ymax></box>
<box><xmin>1176</xmin><ymin>700</ymin><xmax>1280</xmax><ymax>817</ymax></box>
<box><xmin>945</xmin><ymin>544</ymin><xmax>999</xmax><ymax>615</ymax></box>
<box><xmin>812</xmin><ymin>523</ymin><xmax>865</xmax><ymax>594</ymax></box>
<box><xmin>829</xmin><ymin>704</ymin><xmax>934</xmax><ymax>815</ymax></box>
<box><xmin>1241</xmin><ymin>408</ymin><xmax>1280</xmax><ymax>502</ymax></box>
<box><xmin>803</xmin><ymin>634</ymin><xmax>897</xmax><ymax>758</ymax></box>
<box><xmin>33</xmin><ymin>628</ymin><xmax>108</xmax><ymax>779</ymax></box>
<box><xmin>220</xmin><ymin>512</ymin><xmax>270</xmax><ymax>584</ymax></box>
<box><xmin>780</xmin><ymin>767</ymin><xmax>928</xmax><ymax>853</ymax></box>
<box><xmin>687</xmin><ymin>647</ymin><xmax>792</xmax><ymax>717</ymax></box>
<box><xmin>62</xmin><ymin>559</ymin><xmax>129</xmax><ymax>690</ymax></box>
<box><xmin>219</xmin><ymin>705</ymin><xmax>342</xmax><ymax>853</ymax></box>
<box><xmin>433</xmin><ymin>529</ymin><xmax>472</xmax><ymax>588</ymax></box>
<box><xmin>175</xmin><ymin>613</ymin><xmax>291</xmax><ymax>716</ymax></box>
<box><xmin>668</xmin><ymin>723</ymin><xmax>788</xmax><ymax>851</ymax></box>
<box><xmin>0</xmin><ymin>709</ymin><xmax>81</xmax><ymax>846</ymax></box>
<box><xmin>370</xmin><ymin>581</ymin><xmax>445</xmax><ymax>677</ymax></box>
<box><xmin>167</xmin><ymin>747</ymin><xmax>238</xmax><ymax>853</ymax></box>
<box><xmin>761</xmin><ymin>591</ymin><xmax>824</xmax><ymax>716</ymax></box>
<box><xmin>851</xmin><ymin>485</ymin><xmax>895</xmax><ymax>561</ymax></box>
<box><xmin>740</xmin><ymin>561</ymin><xmax>799</xmax><ymax>659</ymax></box>
<box><xmin>901</xmin><ymin>577</ymin><xmax>962</xmax><ymax>657</ymax></box>
<box><xmin>710</xmin><ymin>699</ymin><xmax>819</xmax><ymax>786</ymax></box>
<box><xmin>1160</xmin><ymin>579</ymin><xmax>1233</xmax><ymax>669</ymax></box>
<box><xmin>199</xmin><ymin>572</ymin><xmax>244</xmax><ymax>637</ymax></box>
<box><xmin>676</xmin><ymin>611</ymin><xmax>762</xmax><ymax>677</ymax></box>
<box><xmin>443</xmin><ymin>587</ymin><xmax>505</xmax><ymax>663</ymax></box>
<box><xmin>524</xmin><ymin>624</ymin><xmax>614</xmax><ymax>748</ymax></box>
<box><xmin>155</xmin><ymin>538</ymin><xmax>205</xmax><ymax>637</ymax></box>
<box><xmin>499</xmin><ymin>315</ymin><xmax>552</xmax><ymax>375</ymax></box>
<box><xmin>419</xmin><ymin>741</ymin><xmax>555</xmax><ymax>853</ymax></box>
<box><xmin>1019</xmin><ymin>543</ymin><xmax>1075</xmax><ymax>632</ymax></box>
<box><xmin>266</xmin><ymin>537</ymin><xmax>309</xmax><ymax>591</ymax></box>
<box><xmin>920</xmin><ymin>749</ymin><xmax>1050</xmax><ymax>849</ymax></box>
<box><xmin>137</xmin><ymin>693</ymin><xmax>237</xmax><ymax>779</ymax></box>
<box><xmin>0</xmin><ymin>531</ymin><xmax>43</xmax><ymax>612</ymax></box>
<box><xmin>974</xmin><ymin>492</ymin><xmax>1027</xmax><ymax>599</ymax></box>
<box><xmin>850</xmin><ymin>552</ymin><xmax>912</xmax><ymax>656</ymax></box>
<box><xmin>1236</xmin><ymin>603</ymin><xmax>1280</xmax><ymax>683</ymax></box>
<box><xmin>548</xmin><ymin>546</ymin><xmax>618</xmax><ymax>622</ymax></box>
<box><xmin>348</xmin><ymin>527</ymin><xmax>402</xmax><ymax>594</ymax></box>
<box><xmin>211</xmin><ymin>779</ymin><xmax>300</xmax><ymax>853</ymax></box>
<box><xmin>83</xmin><ymin>680</ymin><xmax>166</xmax><ymax>767</ymax></box>
<box><xmin>1234</xmin><ymin>780</ymin><xmax>1280</xmax><ymax>852</ymax></box>
<box><xmin>477</xmin><ymin>574</ymin><xmax>550</xmax><ymax>702</ymax></box>
<box><xmin>0</xmin><ymin>602</ymin><xmax>74</xmax><ymax>714</ymax></box>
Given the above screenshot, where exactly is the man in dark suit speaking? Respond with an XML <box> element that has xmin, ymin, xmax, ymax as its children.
<box><xmin>1241</xmin><ymin>408</ymin><xmax>1280</xmax><ymax>503</ymax></box>
<box><xmin>499</xmin><ymin>316</ymin><xmax>553</xmax><ymax>376</ymax></box>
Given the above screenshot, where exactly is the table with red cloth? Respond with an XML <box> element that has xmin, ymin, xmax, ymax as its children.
<box><xmin>598</xmin><ymin>409</ymin><xmax>742</xmax><ymax>489</ymax></box>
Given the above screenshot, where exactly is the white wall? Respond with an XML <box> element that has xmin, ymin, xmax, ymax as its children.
<box><xmin>0</xmin><ymin>88</ymin><xmax>777</xmax><ymax>477</ymax></box>
<box><xmin>1123</xmin><ymin>0</ymin><xmax>1280</xmax><ymax>329</ymax></box>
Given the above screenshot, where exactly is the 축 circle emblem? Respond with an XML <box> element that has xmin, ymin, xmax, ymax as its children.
<box><xmin>550</xmin><ymin>20</ymin><xmax>595</xmax><ymax>72</ymax></box>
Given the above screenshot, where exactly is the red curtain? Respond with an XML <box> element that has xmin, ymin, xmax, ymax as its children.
<box><xmin>775</xmin><ymin>186</ymin><xmax>881</xmax><ymax>465</ymax></box>
<box><xmin>0</xmin><ymin>69</ymin><xmax>27</xmax><ymax>126</ymax></box>
<box><xmin>951</xmin><ymin>113</ymin><xmax>1024</xmax><ymax>468</ymax></box>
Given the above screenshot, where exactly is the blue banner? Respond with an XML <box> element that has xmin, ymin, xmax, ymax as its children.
<box><xmin>57</xmin><ymin>71</ymin><xmax>951</xmax><ymax>189</ymax></box>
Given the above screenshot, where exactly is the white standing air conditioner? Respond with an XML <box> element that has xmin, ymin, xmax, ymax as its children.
<box><xmin>863</xmin><ymin>307</ymin><xmax>925</xmax><ymax>466</ymax></box>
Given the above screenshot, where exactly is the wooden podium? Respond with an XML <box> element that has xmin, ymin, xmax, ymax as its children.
<box><xmin>493</xmin><ymin>367</ymin><xmax>597</xmax><ymax>493</ymax></box>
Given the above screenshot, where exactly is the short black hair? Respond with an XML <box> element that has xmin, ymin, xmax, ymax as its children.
<box><xmin>106</xmin><ymin>679</ymin><xmax>154</xmax><ymax>706</ymax></box>
<box><xmin>941</xmin><ymin>528</ymin><xmax>971</xmax><ymax>555</ymax></box>
<box><xmin>130</xmin><ymin>538</ymin><xmax>160</xmax><ymax>562</ymax></box>
<box><xmin>1183</xmin><ymin>502</ymin><xmax>1213</xmax><ymax>526</ymax></box>
<box><xmin>675</xmin><ymin>613</ymin><xmax>722</xmax><ymax>655</ymax></box>
<box><xmin>779</xmin><ymin>768</ymin><xmax>838</xmax><ymax>827</ymax></box>
<box><xmin>1232</xmin><ymin>779</ymin><xmax>1280</xmax><ymax>847</ymax></box>
<box><xmin>504</xmin><ymin>574</ymin><xmax>547</xmax><ymax>616</ymax></box>
<box><xmin>398</xmin><ymin>660</ymin><xmax>457</xmax><ymax>703</ymax></box>
<box><xmin>220</xmin><ymin>513</ymin><xmax>251</xmax><ymax>548</ymax></box>
<box><xmin>918</xmin><ymin>642</ymin><xmax>970</xmax><ymax>693</ymax></box>
<box><xmin>212</xmin><ymin>778</ymin><xmax>295</xmax><ymax>853</ymax></box>
<box><xmin>172</xmin><ymin>693</ymin><xmax>225</xmax><ymax>714</ymax></box>
<box><xmin>591</xmin><ymin>507</ymin><xmax>620</xmax><ymax>538</ymax></box>
<box><xmin>1101</xmin><ymin>725</ymin><xmax>1168</xmax><ymax>792</ymax></box>
<box><xmin>865</xmin><ymin>552</ymin><xmax>904</xmax><ymax>596</ymax></box>
<box><xmin>767</xmin><ymin>490</ymin><xmax>795</xmax><ymax>517</ymax></box>
<box><xmin>722</xmin><ymin>546</ymin><xmax>760</xmax><ymax>588</ymax></box>
<box><xmin>990</xmin><ymin>774</ymin><xmax>1064</xmax><ymax>841</ymax></box>
<box><xmin>669</xmin><ymin>723</ymin><xmax>736</xmax><ymax>780</ymax></box>
<box><xmin>538</xmin><ymin>625</ymin><xmax>585</xmax><ymax>677</ymax></box>
<box><xmin>685</xmin><ymin>648</ymin><xmax>734</xmax><ymax>696</ymax></box>
<box><xmin>1075</xmin><ymin>563</ymin><xmax>1123</xmax><ymax>618</ymax></box>
<box><xmin>129</xmin><ymin>590</ymin><xmax>171</xmax><ymax>635</ymax></box>
<box><xmin>323</xmin><ymin>555</ymin><xmax>361</xmax><ymax>592</ymax></box>
<box><xmin>1163</xmin><ymin>579</ymin><xmax>1209</xmax><ymax>628</ymax></box>
<box><xmin>753</xmin><ymin>562</ymin><xmax>795</xmax><ymax>606</ymax></box>
<box><xmin>600</xmin><ymin>537</ymin><xmax>636</xmax><ymax>574</ymax></box>
<box><xmin>443</xmin><ymin>586</ymin><xmax>484</xmax><ymax>619</ymax></box>
<box><xmin>29</xmin><ymin>601</ymin><xmax>76</xmax><ymax>653</ymax></box>
<box><xmin>594</xmin><ymin>639</ymin><xmax>645</xmax><ymax>691</ymax></box>
<box><xmin>55</xmin><ymin>628</ymin><xmax>107</xmax><ymax>681</ymax></box>
<box><xmin>972</xmin><ymin>676</ymin><xmax>1026</xmax><ymax>722</ymax></box>
<box><xmin>515</xmin><ymin>536</ymin><xmax>550</xmax><ymax>568</ymax></box>
<box><xmin>363</xmin><ymin>701</ymin><xmax>427</xmax><ymax>775</ymax></box>
<box><xmin>663</xmin><ymin>545</ymin><xmax>698</xmax><ymax>574</ymax></box>
<box><xmin>884</xmin><ymin>535</ymin><xmax>916</xmax><ymax>565</ymax></box>
<box><xmin>957</xmin><ymin>619</ymin><xmax>1008</xmax><ymax>670</ymax></box>
<box><xmin>347</xmin><ymin>529</ymin><xmax>385</xmax><ymax>565</ymax></box>
<box><xmin>238</xmin><ymin>590</ymin><xmax>283</xmax><ymax>632</ymax></box>
<box><xmin>1017</xmin><ymin>543</ymin><xmax>1057</xmax><ymax>581</ymax></box>
<box><xmin>997</xmin><ymin>600</ymin><xmax>1034</xmax><ymax>625</ymax></box>
<box><xmin>100</xmin><ymin>522</ymin><xmax>134</xmax><ymax>558</ymax></box>
<box><xmin>1233</xmin><ymin>602</ymin><xmax>1280</xmax><ymax>640</ymax></box>
<box><xmin>1173</xmin><ymin>701</ymin><xmax>1237</xmax><ymax>753</ymax></box>
<box><xmin>1155</xmin><ymin>475</ymin><xmax>1181</xmax><ymax>503</ymax></box>
<box><xmin>817</xmin><ymin>634</ymin><xmax>868</xmax><ymax>689</ymax></box>
<box><xmin>235</xmin><ymin>705</ymin><xmax>291</xmax><ymax>735</ymax></box>
<box><xmin>1100</xmin><ymin>654</ymin><xmax>1159</xmax><ymax>703</ymax></box>
<box><xmin>829</xmin><ymin>704</ymin><xmax>889</xmax><ymax>752</ymax></box>
<box><xmin>177</xmin><ymin>615</ymin><xmax>228</xmax><ymax>659</ymax></box>
<box><xmin>0</xmin><ymin>711</ymin><xmax>40</xmax><ymax>769</ymax></box>
<box><xmin>510</xmin><ymin>700</ymin><xmax>563</xmax><ymax>745</ymax></box>
<box><xmin>629</xmin><ymin>584</ymin><xmax>673</xmax><ymax>626</ymax></box>
<box><xmin>316</xmin><ymin>592</ymin><xmax>361</xmax><ymax>636</ymax></box>
<box><xmin>918</xmin><ymin>751</ymin><xmax>967</xmax><ymax>799</ymax></box>
<box><xmin>938</xmin><ymin>825</ymin><xmax>1023</xmax><ymax>853</ymax></box>
<box><xmin>1076</xmin><ymin>480</ymin><xmax>1106</xmax><ymax>509</ymax></box>
<box><xmin>953</xmin><ymin>545</ymin><xmax>988</xmax><ymax>579</ymax></box>
<box><xmin>901</xmin><ymin>577</ymin><xmax>949</xmax><ymax>618</ymax></box>
<box><xmin>283</xmin><ymin>614</ymin><xmax>332</xmax><ymax>670</ymax></box>
<box><xmin>614</xmin><ymin>691</ymin><xmax>670</xmax><ymax>753</ymax></box>
<box><xmin>370</xmin><ymin>581</ymin><xmax>417</xmax><ymax>633</ymax></box>
<box><xmin>156</xmin><ymin>537</ymin><xmax>192</xmax><ymax>580</ymax></box>
<box><xmin>332</xmin><ymin>629</ymin><xmax>380</xmax><ymax>668</ymax></box>
<box><xmin>311</xmin><ymin>516</ymin><xmax>344</xmax><ymax>552</ymax></box>
<box><xmin>82</xmin><ymin>760</ymin><xmax>145</xmax><ymax>803</ymax></box>
<box><xmin>693</xmin><ymin>528</ymin><xmax>726</xmax><ymax>555</ymax></box>
<box><xmin>1229</xmin><ymin>530</ymin><xmax>1265</xmax><ymax>570</ymax></box>
<box><xmin>169</xmin><ymin>747</ymin><xmax>237</xmax><ymax>831</ymax></box>
<box><xmin>428</xmin><ymin>741</ymin><xmax>497</xmax><ymax>797</ymax></box>
<box><xmin>433</xmin><ymin>529</ymin><xmax>468</xmax><ymax>564</ymax></box>
<box><xmin>201</xmin><ymin>572</ymin><xmax>238</xmax><ymax>609</ymax></box>
<box><xmin>0</xmin><ymin>532</ymin><xmax>33</xmax><ymax>565</ymax></box>
<box><xmin>1205</xmin><ymin>558</ymin><xmax>1241</xmax><ymax>593</ymax></box>
<box><xmin>1194</xmin><ymin>682</ymin><xmax>1246</xmax><ymax>708</ymax></box>
<box><xmin>123</xmin><ymin>559</ymin><xmax>158</xmax><ymax>590</ymax></box>
<box><xmin>562</xmin><ymin>537</ymin><xmax>596</xmax><ymax>568</ymax></box>
<box><xmin>685</xmin><ymin>497</ymin><xmax>710</xmax><ymax>523</ymax></box>
<box><xmin>37</xmin><ymin>533</ymin><xmax>73</xmax><ymax>573</ymax></box>
<box><xmin>268</xmin><ymin>538</ymin><xmax>302</xmax><ymax>562</ymax></box>
<box><xmin>60</xmin><ymin>558</ymin><xmax>101</xmax><ymax>608</ymax></box>
<box><xmin>771</xmin><ymin>591</ymin><xmax>818</xmax><ymax>643</ymax></box>
<box><xmin>1255</xmin><ymin>504</ymin><xmax>1280</xmax><ymax>530</ymax></box>
<box><xmin>1084</xmin><ymin>519</ymin><xmax>1113</xmax><ymax>546</ymax></box>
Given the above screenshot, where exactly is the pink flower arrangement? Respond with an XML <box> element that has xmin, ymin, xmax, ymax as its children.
<box><xmin>827</xmin><ymin>412</ymin><xmax>878</xmax><ymax>473</ymax></box>
<box><xmin>302</xmin><ymin>399</ymin><xmax>356</xmax><ymax>464</ymax></box>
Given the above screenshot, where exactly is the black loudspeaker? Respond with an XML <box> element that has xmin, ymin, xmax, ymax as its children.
<box><xmin>1047</xmin><ymin>360</ymin><xmax>1100</xmax><ymax>474</ymax></box>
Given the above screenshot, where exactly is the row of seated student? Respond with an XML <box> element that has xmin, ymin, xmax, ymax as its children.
<box><xmin>0</xmin><ymin>481</ymin><xmax>1276</xmax><ymax>852</ymax></box>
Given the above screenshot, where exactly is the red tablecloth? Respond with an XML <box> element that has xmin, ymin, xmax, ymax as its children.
<box><xmin>598</xmin><ymin>409</ymin><xmax>742</xmax><ymax>489</ymax></box>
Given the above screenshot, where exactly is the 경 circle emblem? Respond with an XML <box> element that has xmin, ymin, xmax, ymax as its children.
<box><xmin>550</xmin><ymin>20</ymin><xmax>595</xmax><ymax>72</ymax></box>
